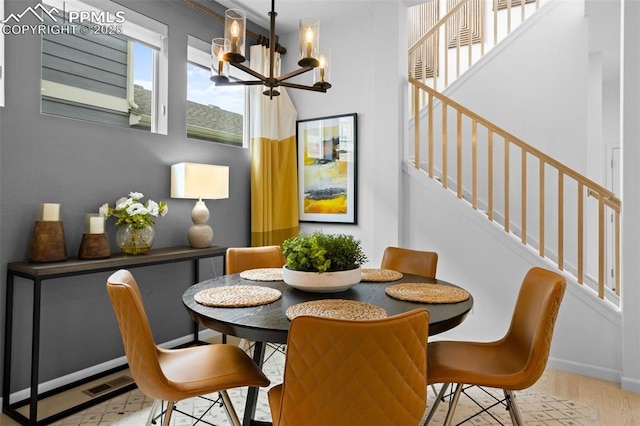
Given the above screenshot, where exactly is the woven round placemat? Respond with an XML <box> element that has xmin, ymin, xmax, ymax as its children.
<box><xmin>194</xmin><ymin>285</ymin><xmax>282</xmax><ymax>307</ymax></box>
<box><xmin>360</xmin><ymin>268</ymin><xmax>403</xmax><ymax>282</ymax></box>
<box><xmin>286</xmin><ymin>299</ymin><xmax>387</xmax><ymax>321</ymax></box>
<box><xmin>385</xmin><ymin>283</ymin><xmax>470</xmax><ymax>304</ymax></box>
<box><xmin>239</xmin><ymin>268</ymin><xmax>284</xmax><ymax>282</ymax></box>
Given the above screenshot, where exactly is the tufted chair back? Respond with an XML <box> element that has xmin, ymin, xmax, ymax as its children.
<box><xmin>268</xmin><ymin>309</ymin><xmax>429</xmax><ymax>426</ymax></box>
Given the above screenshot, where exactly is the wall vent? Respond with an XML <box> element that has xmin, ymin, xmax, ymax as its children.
<box><xmin>82</xmin><ymin>375</ymin><xmax>134</xmax><ymax>398</ymax></box>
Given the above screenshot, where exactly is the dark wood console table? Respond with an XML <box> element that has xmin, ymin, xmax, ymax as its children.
<box><xmin>3</xmin><ymin>245</ymin><xmax>227</xmax><ymax>425</ymax></box>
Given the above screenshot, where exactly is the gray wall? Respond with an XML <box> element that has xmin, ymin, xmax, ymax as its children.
<box><xmin>1</xmin><ymin>0</ymin><xmax>252</xmax><ymax>390</ymax></box>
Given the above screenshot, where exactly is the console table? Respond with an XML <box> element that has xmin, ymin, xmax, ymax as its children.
<box><xmin>3</xmin><ymin>245</ymin><xmax>227</xmax><ymax>425</ymax></box>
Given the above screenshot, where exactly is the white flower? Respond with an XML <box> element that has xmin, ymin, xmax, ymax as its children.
<box><xmin>101</xmin><ymin>192</ymin><xmax>167</xmax><ymax>228</ymax></box>
<box><xmin>99</xmin><ymin>203</ymin><xmax>109</xmax><ymax>217</ymax></box>
<box><xmin>126</xmin><ymin>203</ymin><xmax>148</xmax><ymax>216</ymax></box>
<box><xmin>116</xmin><ymin>197</ymin><xmax>131</xmax><ymax>210</ymax></box>
<box><xmin>147</xmin><ymin>200</ymin><xmax>159</xmax><ymax>216</ymax></box>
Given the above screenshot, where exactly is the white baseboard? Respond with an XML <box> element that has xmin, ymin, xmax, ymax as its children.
<box><xmin>546</xmin><ymin>356</ymin><xmax>621</xmax><ymax>384</ymax></box>
<box><xmin>1</xmin><ymin>329</ymin><xmax>220</xmax><ymax>406</ymax></box>
<box><xmin>621</xmin><ymin>376</ymin><xmax>640</xmax><ymax>393</ymax></box>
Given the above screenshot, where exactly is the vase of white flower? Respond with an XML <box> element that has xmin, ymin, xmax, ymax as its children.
<box><xmin>116</xmin><ymin>224</ymin><xmax>155</xmax><ymax>255</ymax></box>
<box><xmin>100</xmin><ymin>192</ymin><xmax>168</xmax><ymax>255</ymax></box>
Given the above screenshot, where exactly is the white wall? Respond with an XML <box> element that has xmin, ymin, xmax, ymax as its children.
<box><xmin>620</xmin><ymin>0</ymin><xmax>640</xmax><ymax>393</ymax></box>
<box><xmin>445</xmin><ymin>0</ymin><xmax>589</xmax><ymax>173</ymax></box>
<box><xmin>404</xmin><ymin>0</ymin><xmax>640</xmax><ymax>391</ymax></box>
<box><xmin>405</xmin><ymin>165</ymin><xmax>624</xmax><ymax>382</ymax></box>
<box><xmin>283</xmin><ymin>0</ymin><xmax>409</xmax><ymax>266</ymax></box>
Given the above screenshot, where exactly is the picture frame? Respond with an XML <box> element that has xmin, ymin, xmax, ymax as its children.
<box><xmin>296</xmin><ymin>113</ymin><xmax>358</xmax><ymax>224</ymax></box>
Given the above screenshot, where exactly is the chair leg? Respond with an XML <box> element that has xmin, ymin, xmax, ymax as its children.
<box><xmin>504</xmin><ymin>389</ymin><xmax>525</xmax><ymax>426</ymax></box>
<box><xmin>146</xmin><ymin>399</ymin><xmax>160</xmax><ymax>425</ymax></box>
<box><xmin>162</xmin><ymin>401</ymin><xmax>175</xmax><ymax>426</ymax></box>
<box><xmin>220</xmin><ymin>390</ymin><xmax>241</xmax><ymax>426</ymax></box>
<box><xmin>423</xmin><ymin>383</ymin><xmax>450</xmax><ymax>425</ymax></box>
<box><xmin>442</xmin><ymin>383</ymin><xmax>463</xmax><ymax>426</ymax></box>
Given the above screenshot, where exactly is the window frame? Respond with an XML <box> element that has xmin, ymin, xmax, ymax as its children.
<box><xmin>186</xmin><ymin>35</ymin><xmax>248</xmax><ymax>147</ymax></box>
<box><xmin>41</xmin><ymin>0</ymin><xmax>168</xmax><ymax>134</ymax></box>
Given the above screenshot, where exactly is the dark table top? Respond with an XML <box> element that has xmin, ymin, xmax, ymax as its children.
<box><xmin>183</xmin><ymin>271</ymin><xmax>473</xmax><ymax>344</ymax></box>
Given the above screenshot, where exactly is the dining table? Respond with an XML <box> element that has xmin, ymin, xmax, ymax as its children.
<box><xmin>182</xmin><ymin>268</ymin><xmax>473</xmax><ymax>426</ymax></box>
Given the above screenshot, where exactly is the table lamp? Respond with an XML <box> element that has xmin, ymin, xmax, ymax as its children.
<box><xmin>171</xmin><ymin>162</ymin><xmax>229</xmax><ymax>248</ymax></box>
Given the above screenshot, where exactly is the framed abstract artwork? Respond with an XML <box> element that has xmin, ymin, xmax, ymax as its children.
<box><xmin>296</xmin><ymin>113</ymin><xmax>358</xmax><ymax>224</ymax></box>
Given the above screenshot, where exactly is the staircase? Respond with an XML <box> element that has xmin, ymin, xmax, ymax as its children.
<box><xmin>406</xmin><ymin>0</ymin><xmax>621</xmax><ymax>307</ymax></box>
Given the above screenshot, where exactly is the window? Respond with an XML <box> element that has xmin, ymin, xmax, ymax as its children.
<box><xmin>40</xmin><ymin>0</ymin><xmax>168</xmax><ymax>134</ymax></box>
<box><xmin>186</xmin><ymin>35</ymin><xmax>246</xmax><ymax>147</ymax></box>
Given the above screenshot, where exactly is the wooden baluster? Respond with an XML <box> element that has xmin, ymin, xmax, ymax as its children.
<box><xmin>488</xmin><ymin>129</ymin><xmax>494</xmax><ymax>221</ymax></box>
<box><xmin>598</xmin><ymin>194</ymin><xmax>605</xmax><ymax>299</ymax></box>
<box><xmin>558</xmin><ymin>171</ymin><xmax>564</xmax><ymax>270</ymax></box>
<box><xmin>521</xmin><ymin>149</ymin><xmax>527</xmax><ymax>244</ymax></box>
<box><xmin>504</xmin><ymin>138</ymin><xmax>510</xmax><ymax>233</ymax></box>
<box><xmin>428</xmin><ymin>93</ymin><xmax>434</xmax><ymax>178</ymax></box>
<box><xmin>457</xmin><ymin>111</ymin><xmax>463</xmax><ymax>198</ymax></box>
<box><xmin>577</xmin><ymin>183</ymin><xmax>584</xmax><ymax>283</ymax></box>
<box><xmin>472</xmin><ymin>119</ymin><xmax>478</xmax><ymax>209</ymax></box>
<box><xmin>539</xmin><ymin>159</ymin><xmax>545</xmax><ymax>257</ymax></box>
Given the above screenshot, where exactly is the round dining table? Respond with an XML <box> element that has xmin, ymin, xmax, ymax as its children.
<box><xmin>182</xmin><ymin>270</ymin><xmax>473</xmax><ymax>426</ymax></box>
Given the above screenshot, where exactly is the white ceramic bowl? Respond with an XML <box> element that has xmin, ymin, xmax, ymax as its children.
<box><xmin>282</xmin><ymin>266</ymin><xmax>362</xmax><ymax>293</ymax></box>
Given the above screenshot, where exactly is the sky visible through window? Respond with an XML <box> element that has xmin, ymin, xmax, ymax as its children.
<box><xmin>132</xmin><ymin>44</ymin><xmax>244</xmax><ymax>116</ymax></box>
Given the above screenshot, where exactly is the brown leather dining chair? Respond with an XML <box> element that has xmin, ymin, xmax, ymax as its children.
<box><xmin>381</xmin><ymin>246</ymin><xmax>438</xmax><ymax>279</ymax></box>
<box><xmin>226</xmin><ymin>245</ymin><xmax>285</xmax><ymax>274</ymax></box>
<box><xmin>268</xmin><ymin>309</ymin><xmax>430</xmax><ymax>426</ymax></box>
<box><xmin>106</xmin><ymin>269</ymin><xmax>270</xmax><ymax>426</ymax></box>
<box><xmin>424</xmin><ymin>267</ymin><xmax>566</xmax><ymax>425</ymax></box>
<box><xmin>226</xmin><ymin>245</ymin><xmax>286</xmax><ymax>352</ymax></box>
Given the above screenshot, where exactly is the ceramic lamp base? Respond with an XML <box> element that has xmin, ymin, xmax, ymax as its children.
<box><xmin>188</xmin><ymin>224</ymin><xmax>213</xmax><ymax>248</ymax></box>
<box><xmin>187</xmin><ymin>200</ymin><xmax>213</xmax><ymax>248</ymax></box>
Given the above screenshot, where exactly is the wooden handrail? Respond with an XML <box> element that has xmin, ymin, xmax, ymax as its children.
<box><xmin>409</xmin><ymin>76</ymin><xmax>621</xmax><ymax>302</ymax></box>
<box><xmin>410</xmin><ymin>78</ymin><xmax>619</xmax><ymax>204</ymax></box>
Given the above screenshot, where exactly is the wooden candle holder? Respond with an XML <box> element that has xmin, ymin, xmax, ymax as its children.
<box><xmin>28</xmin><ymin>221</ymin><xmax>68</xmax><ymax>263</ymax></box>
<box><xmin>78</xmin><ymin>233</ymin><xmax>111</xmax><ymax>260</ymax></box>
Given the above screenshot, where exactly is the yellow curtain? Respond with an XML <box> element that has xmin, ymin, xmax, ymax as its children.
<box><xmin>249</xmin><ymin>45</ymin><xmax>299</xmax><ymax>246</ymax></box>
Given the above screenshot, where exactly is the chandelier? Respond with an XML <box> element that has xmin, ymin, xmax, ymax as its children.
<box><xmin>210</xmin><ymin>0</ymin><xmax>332</xmax><ymax>98</ymax></box>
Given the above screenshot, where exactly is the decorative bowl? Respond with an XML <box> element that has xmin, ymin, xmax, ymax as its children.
<box><xmin>282</xmin><ymin>266</ymin><xmax>362</xmax><ymax>293</ymax></box>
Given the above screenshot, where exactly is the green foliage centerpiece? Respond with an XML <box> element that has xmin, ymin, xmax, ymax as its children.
<box><xmin>281</xmin><ymin>232</ymin><xmax>367</xmax><ymax>292</ymax></box>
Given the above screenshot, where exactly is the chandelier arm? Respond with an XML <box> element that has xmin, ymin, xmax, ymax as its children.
<box><xmin>276</xmin><ymin>66</ymin><xmax>314</xmax><ymax>83</ymax></box>
<box><xmin>279</xmin><ymin>81</ymin><xmax>327</xmax><ymax>93</ymax></box>
<box><xmin>229</xmin><ymin>62</ymin><xmax>268</xmax><ymax>82</ymax></box>
<box><xmin>222</xmin><ymin>80</ymin><xmax>265</xmax><ymax>86</ymax></box>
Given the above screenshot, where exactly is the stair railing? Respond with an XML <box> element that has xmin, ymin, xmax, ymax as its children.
<box><xmin>409</xmin><ymin>0</ymin><xmax>543</xmax><ymax>95</ymax></box>
<box><xmin>409</xmin><ymin>77</ymin><xmax>621</xmax><ymax>302</ymax></box>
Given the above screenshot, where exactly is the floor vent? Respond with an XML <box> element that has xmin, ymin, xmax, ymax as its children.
<box><xmin>82</xmin><ymin>375</ymin><xmax>134</xmax><ymax>398</ymax></box>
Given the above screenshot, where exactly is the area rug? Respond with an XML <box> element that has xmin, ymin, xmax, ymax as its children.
<box><xmin>51</xmin><ymin>347</ymin><xmax>600</xmax><ymax>426</ymax></box>
<box><xmin>424</xmin><ymin>385</ymin><xmax>600</xmax><ymax>426</ymax></box>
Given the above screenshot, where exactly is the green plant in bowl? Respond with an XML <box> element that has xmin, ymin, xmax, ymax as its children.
<box><xmin>281</xmin><ymin>232</ymin><xmax>367</xmax><ymax>273</ymax></box>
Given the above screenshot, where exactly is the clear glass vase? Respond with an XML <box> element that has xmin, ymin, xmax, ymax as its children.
<box><xmin>116</xmin><ymin>224</ymin><xmax>155</xmax><ymax>255</ymax></box>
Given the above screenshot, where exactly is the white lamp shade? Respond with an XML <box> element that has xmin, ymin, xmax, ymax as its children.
<box><xmin>171</xmin><ymin>162</ymin><xmax>229</xmax><ymax>200</ymax></box>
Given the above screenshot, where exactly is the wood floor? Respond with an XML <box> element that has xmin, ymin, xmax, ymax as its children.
<box><xmin>530</xmin><ymin>369</ymin><xmax>640</xmax><ymax>425</ymax></box>
<box><xmin>0</xmin><ymin>368</ymin><xmax>638</xmax><ymax>425</ymax></box>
